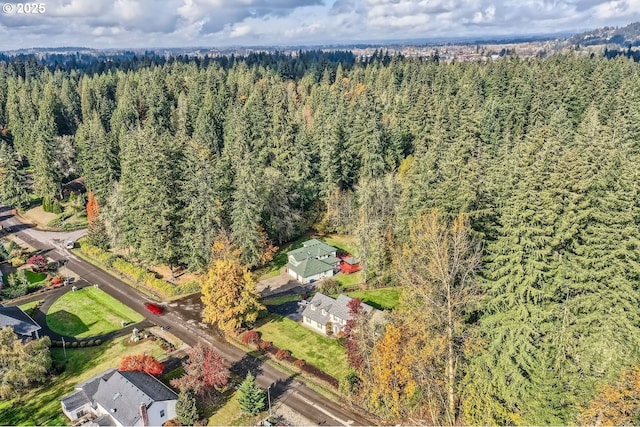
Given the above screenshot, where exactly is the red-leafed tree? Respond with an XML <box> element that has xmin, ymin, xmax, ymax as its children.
<box><xmin>170</xmin><ymin>343</ymin><xmax>228</xmax><ymax>396</ymax></box>
<box><xmin>27</xmin><ymin>254</ymin><xmax>48</xmax><ymax>272</ymax></box>
<box><xmin>86</xmin><ymin>190</ymin><xmax>99</xmax><ymax>223</ymax></box>
<box><xmin>119</xmin><ymin>354</ymin><xmax>164</xmax><ymax>376</ymax></box>
<box><xmin>344</xmin><ymin>298</ymin><xmax>366</xmax><ymax>369</ymax></box>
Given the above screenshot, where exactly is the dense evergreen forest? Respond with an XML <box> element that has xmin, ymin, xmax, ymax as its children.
<box><xmin>1</xmin><ymin>52</ymin><xmax>640</xmax><ymax>424</ymax></box>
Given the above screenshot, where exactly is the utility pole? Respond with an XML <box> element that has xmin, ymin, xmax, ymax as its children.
<box><xmin>267</xmin><ymin>384</ymin><xmax>272</xmax><ymax>417</ymax></box>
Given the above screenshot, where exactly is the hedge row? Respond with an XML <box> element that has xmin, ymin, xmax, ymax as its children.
<box><xmin>78</xmin><ymin>242</ymin><xmax>199</xmax><ymax>298</ymax></box>
<box><xmin>241</xmin><ymin>331</ymin><xmax>339</xmax><ymax>389</ymax></box>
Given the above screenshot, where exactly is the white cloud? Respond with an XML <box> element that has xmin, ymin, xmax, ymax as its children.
<box><xmin>0</xmin><ymin>0</ymin><xmax>639</xmax><ymax>48</ymax></box>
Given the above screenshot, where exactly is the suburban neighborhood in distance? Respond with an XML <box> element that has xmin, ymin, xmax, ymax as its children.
<box><xmin>2</xmin><ymin>2</ymin><xmax>640</xmax><ymax>426</ymax></box>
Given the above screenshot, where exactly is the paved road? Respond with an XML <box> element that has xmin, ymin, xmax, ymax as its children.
<box><xmin>0</xmin><ymin>207</ymin><xmax>376</xmax><ymax>427</ymax></box>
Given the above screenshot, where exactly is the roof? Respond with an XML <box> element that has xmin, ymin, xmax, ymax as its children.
<box><xmin>343</xmin><ymin>256</ymin><xmax>360</xmax><ymax>265</ymax></box>
<box><xmin>62</xmin><ymin>369</ymin><xmax>117</xmax><ymax>412</ymax></box>
<box><xmin>324</xmin><ymin>255</ymin><xmax>341</xmax><ymax>265</ymax></box>
<box><xmin>288</xmin><ymin>240</ymin><xmax>336</xmax><ymax>262</ymax></box>
<box><xmin>92</xmin><ymin>371</ymin><xmax>177</xmax><ymax>426</ymax></box>
<box><xmin>0</xmin><ymin>305</ymin><xmax>41</xmax><ymax>337</ymax></box>
<box><xmin>301</xmin><ymin>293</ymin><xmax>374</xmax><ymax>327</ymax></box>
<box><xmin>87</xmin><ymin>414</ymin><xmax>117</xmax><ymax>426</ymax></box>
<box><xmin>286</xmin><ymin>257</ymin><xmax>334</xmax><ymax>278</ymax></box>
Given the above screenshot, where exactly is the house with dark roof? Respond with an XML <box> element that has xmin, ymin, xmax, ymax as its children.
<box><xmin>0</xmin><ymin>304</ymin><xmax>41</xmax><ymax>340</ymax></box>
<box><xmin>301</xmin><ymin>293</ymin><xmax>376</xmax><ymax>335</ymax></box>
<box><xmin>61</xmin><ymin>369</ymin><xmax>177</xmax><ymax>427</ymax></box>
<box><xmin>286</xmin><ymin>239</ymin><xmax>340</xmax><ymax>284</ymax></box>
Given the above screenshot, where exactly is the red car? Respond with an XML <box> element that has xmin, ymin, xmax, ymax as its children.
<box><xmin>144</xmin><ymin>302</ymin><xmax>163</xmax><ymax>314</ymax></box>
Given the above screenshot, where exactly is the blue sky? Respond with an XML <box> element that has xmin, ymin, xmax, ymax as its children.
<box><xmin>0</xmin><ymin>0</ymin><xmax>639</xmax><ymax>49</ymax></box>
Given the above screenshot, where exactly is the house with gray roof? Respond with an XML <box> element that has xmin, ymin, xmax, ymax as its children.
<box><xmin>61</xmin><ymin>369</ymin><xmax>178</xmax><ymax>427</ymax></box>
<box><xmin>286</xmin><ymin>239</ymin><xmax>340</xmax><ymax>284</ymax></box>
<box><xmin>301</xmin><ymin>293</ymin><xmax>376</xmax><ymax>336</ymax></box>
<box><xmin>0</xmin><ymin>304</ymin><xmax>41</xmax><ymax>340</ymax></box>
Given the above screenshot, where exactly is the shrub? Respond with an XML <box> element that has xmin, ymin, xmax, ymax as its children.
<box><xmin>87</xmin><ymin>340</ymin><xmax>95</xmax><ymax>346</ymax></box>
<box><xmin>275</xmin><ymin>349</ymin><xmax>292</xmax><ymax>361</ymax></box>
<box><xmin>71</xmin><ymin>342</ymin><xmax>78</xmax><ymax>348</ymax></box>
<box><xmin>293</xmin><ymin>359</ymin><xmax>306</xmax><ymax>368</ymax></box>
<box><xmin>95</xmin><ymin>339</ymin><xmax>102</xmax><ymax>346</ymax></box>
<box><xmin>258</xmin><ymin>340</ymin><xmax>272</xmax><ymax>351</ymax></box>
<box><xmin>79</xmin><ymin>341</ymin><xmax>86</xmax><ymax>347</ymax></box>
<box><xmin>241</xmin><ymin>331</ymin><xmax>260</xmax><ymax>345</ymax></box>
<box><xmin>10</xmin><ymin>256</ymin><xmax>25</xmax><ymax>267</ymax></box>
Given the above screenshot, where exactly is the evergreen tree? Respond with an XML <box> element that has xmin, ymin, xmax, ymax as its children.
<box><xmin>176</xmin><ymin>389</ymin><xmax>200</xmax><ymax>426</ymax></box>
<box><xmin>237</xmin><ymin>372</ymin><xmax>266</xmax><ymax>415</ymax></box>
<box><xmin>0</xmin><ymin>142</ymin><xmax>30</xmax><ymax>209</ymax></box>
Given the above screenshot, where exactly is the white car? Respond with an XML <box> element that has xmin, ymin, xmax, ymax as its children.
<box><xmin>65</xmin><ymin>241</ymin><xmax>75</xmax><ymax>249</ymax></box>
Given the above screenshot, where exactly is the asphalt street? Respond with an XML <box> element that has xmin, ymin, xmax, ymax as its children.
<box><xmin>0</xmin><ymin>207</ymin><xmax>376</xmax><ymax>426</ymax></box>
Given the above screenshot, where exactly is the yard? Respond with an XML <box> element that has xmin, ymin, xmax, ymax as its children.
<box><xmin>207</xmin><ymin>389</ymin><xmax>260</xmax><ymax>426</ymax></box>
<box><xmin>0</xmin><ymin>336</ymin><xmax>168</xmax><ymax>426</ymax></box>
<box><xmin>46</xmin><ymin>287</ymin><xmax>144</xmax><ymax>338</ymax></box>
<box><xmin>344</xmin><ymin>287</ymin><xmax>402</xmax><ymax>310</ymax></box>
<box><xmin>2</xmin><ymin>270</ymin><xmax>48</xmax><ymax>288</ymax></box>
<box><xmin>334</xmin><ymin>271</ymin><xmax>363</xmax><ymax>290</ymax></box>
<box><xmin>254</xmin><ymin>314</ymin><xmax>350</xmax><ymax>380</ymax></box>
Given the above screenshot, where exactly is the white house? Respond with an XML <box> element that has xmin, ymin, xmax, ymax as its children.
<box><xmin>285</xmin><ymin>239</ymin><xmax>341</xmax><ymax>284</ymax></box>
<box><xmin>301</xmin><ymin>293</ymin><xmax>376</xmax><ymax>336</ymax></box>
<box><xmin>61</xmin><ymin>369</ymin><xmax>177</xmax><ymax>426</ymax></box>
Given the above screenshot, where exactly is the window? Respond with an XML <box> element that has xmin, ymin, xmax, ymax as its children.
<box><xmin>160</xmin><ymin>410</ymin><xmax>165</xmax><ymax>418</ymax></box>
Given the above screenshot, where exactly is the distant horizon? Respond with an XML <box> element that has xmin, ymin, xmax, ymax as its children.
<box><xmin>0</xmin><ymin>29</ymin><xmax>587</xmax><ymax>53</ymax></box>
<box><xmin>0</xmin><ymin>0</ymin><xmax>638</xmax><ymax>50</ymax></box>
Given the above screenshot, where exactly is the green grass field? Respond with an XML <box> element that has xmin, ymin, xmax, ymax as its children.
<box><xmin>255</xmin><ymin>314</ymin><xmax>350</xmax><ymax>380</ymax></box>
<box><xmin>2</xmin><ymin>270</ymin><xmax>47</xmax><ymax>288</ymax></box>
<box><xmin>344</xmin><ymin>287</ymin><xmax>402</xmax><ymax>310</ymax></box>
<box><xmin>261</xmin><ymin>294</ymin><xmax>302</xmax><ymax>306</ymax></box>
<box><xmin>0</xmin><ymin>336</ymin><xmax>167</xmax><ymax>426</ymax></box>
<box><xmin>334</xmin><ymin>271</ymin><xmax>363</xmax><ymax>290</ymax></box>
<box><xmin>207</xmin><ymin>390</ymin><xmax>260</xmax><ymax>426</ymax></box>
<box><xmin>47</xmin><ymin>287</ymin><xmax>144</xmax><ymax>338</ymax></box>
<box><xmin>19</xmin><ymin>299</ymin><xmax>42</xmax><ymax>313</ymax></box>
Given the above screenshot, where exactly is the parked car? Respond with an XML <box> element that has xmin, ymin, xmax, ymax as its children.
<box><xmin>65</xmin><ymin>240</ymin><xmax>75</xmax><ymax>249</ymax></box>
<box><xmin>144</xmin><ymin>302</ymin><xmax>163</xmax><ymax>314</ymax></box>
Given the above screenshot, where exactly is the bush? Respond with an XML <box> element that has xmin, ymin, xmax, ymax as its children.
<box><xmin>51</xmin><ymin>200</ymin><xmax>63</xmax><ymax>214</ymax></box>
<box><xmin>79</xmin><ymin>341</ymin><xmax>86</xmax><ymax>347</ymax></box>
<box><xmin>95</xmin><ymin>339</ymin><xmax>102</xmax><ymax>346</ymax></box>
<box><xmin>293</xmin><ymin>359</ymin><xmax>306</xmax><ymax>368</ymax></box>
<box><xmin>71</xmin><ymin>342</ymin><xmax>78</xmax><ymax>348</ymax></box>
<box><xmin>275</xmin><ymin>349</ymin><xmax>292</xmax><ymax>361</ymax></box>
<box><xmin>241</xmin><ymin>331</ymin><xmax>260</xmax><ymax>345</ymax></box>
<box><xmin>258</xmin><ymin>340</ymin><xmax>272</xmax><ymax>351</ymax></box>
<box><xmin>10</xmin><ymin>256</ymin><xmax>26</xmax><ymax>267</ymax></box>
<box><xmin>87</xmin><ymin>340</ymin><xmax>95</xmax><ymax>346</ymax></box>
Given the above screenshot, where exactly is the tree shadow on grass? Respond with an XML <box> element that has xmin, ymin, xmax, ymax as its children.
<box><xmin>46</xmin><ymin>310</ymin><xmax>90</xmax><ymax>337</ymax></box>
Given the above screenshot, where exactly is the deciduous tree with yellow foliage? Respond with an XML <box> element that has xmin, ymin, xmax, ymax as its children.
<box><xmin>200</xmin><ymin>233</ymin><xmax>265</xmax><ymax>334</ymax></box>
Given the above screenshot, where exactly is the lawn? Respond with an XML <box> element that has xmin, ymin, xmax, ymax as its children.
<box><xmin>0</xmin><ymin>336</ymin><xmax>167</xmax><ymax>426</ymax></box>
<box><xmin>207</xmin><ymin>390</ymin><xmax>260</xmax><ymax>426</ymax></box>
<box><xmin>19</xmin><ymin>299</ymin><xmax>42</xmax><ymax>313</ymax></box>
<box><xmin>2</xmin><ymin>270</ymin><xmax>48</xmax><ymax>288</ymax></box>
<box><xmin>261</xmin><ymin>294</ymin><xmax>302</xmax><ymax>306</ymax></box>
<box><xmin>255</xmin><ymin>314</ymin><xmax>350</xmax><ymax>380</ymax></box>
<box><xmin>344</xmin><ymin>287</ymin><xmax>402</xmax><ymax>310</ymax></box>
<box><xmin>46</xmin><ymin>287</ymin><xmax>144</xmax><ymax>338</ymax></box>
<box><xmin>334</xmin><ymin>271</ymin><xmax>363</xmax><ymax>290</ymax></box>
<box><xmin>323</xmin><ymin>235</ymin><xmax>357</xmax><ymax>256</ymax></box>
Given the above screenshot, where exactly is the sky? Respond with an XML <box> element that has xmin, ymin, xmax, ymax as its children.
<box><xmin>0</xmin><ymin>0</ymin><xmax>639</xmax><ymax>49</ymax></box>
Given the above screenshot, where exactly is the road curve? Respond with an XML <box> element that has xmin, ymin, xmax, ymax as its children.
<box><xmin>0</xmin><ymin>207</ymin><xmax>377</xmax><ymax>427</ymax></box>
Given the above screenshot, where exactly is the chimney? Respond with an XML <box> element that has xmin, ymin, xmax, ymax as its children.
<box><xmin>139</xmin><ymin>404</ymin><xmax>149</xmax><ymax>427</ymax></box>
